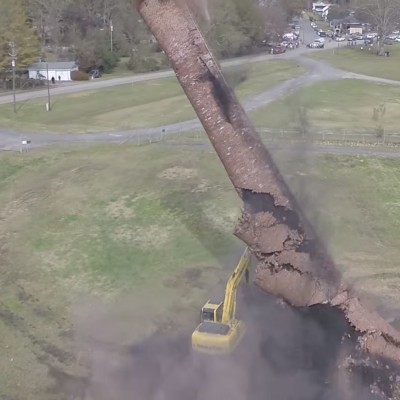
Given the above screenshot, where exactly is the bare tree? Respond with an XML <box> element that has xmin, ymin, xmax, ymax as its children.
<box><xmin>259</xmin><ymin>1</ymin><xmax>288</xmax><ymax>42</ymax></box>
<box><xmin>25</xmin><ymin>0</ymin><xmax>73</xmax><ymax>46</ymax></box>
<box><xmin>353</xmin><ymin>0</ymin><xmax>400</xmax><ymax>56</ymax></box>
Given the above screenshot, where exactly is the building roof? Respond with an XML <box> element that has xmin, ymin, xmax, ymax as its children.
<box><xmin>28</xmin><ymin>61</ymin><xmax>77</xmax><ymax>71</ymax></box>
<box><xmin>331</xmin><ymin>16</ymin><xmax>363</xmax><ymax>26</ymax></box>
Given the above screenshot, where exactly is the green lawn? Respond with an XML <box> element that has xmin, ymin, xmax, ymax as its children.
<box><xmin>0</xmin><ymin>144</ymin><xmax>242</xmax><ymax>400</ymax></box>
<box><xmin>0</xmin><ymin>60</ymin><xmax>305</xmax><ymax>133</ymax></box>
<box><xmin>1</xmin><ymin>142</ymin><xmax>400</xmax><ymax>399</ymax></box>
<box><xmin>308</xmin><ymin>44</ymin><xmax>400</xmax><ymax>81</ymax></box>
<box><xmin>250</xmin><ymin>79</ymin><xmax>400</xmax><ymax>137</ymax></box>
<box><xmin>276</xmin><ymin>151</ymin><xmax>400</xmax><ymax>311</ymax></box>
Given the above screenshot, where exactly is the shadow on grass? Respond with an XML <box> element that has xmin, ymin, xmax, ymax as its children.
<box><xmin>159</xmin><ymin>184</ymin><xmax>243</xmax><ymax>267</ymax></box>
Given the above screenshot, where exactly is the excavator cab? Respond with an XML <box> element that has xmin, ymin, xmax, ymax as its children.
<box><xmin>200</xmin><ymin>299</ymin><xmax>223</xmax><ymax>322</ymax></box>
<box><xmin>192</xmin><ymin>248</ymin><xmax>251</xmax><ymax>355</ymax></box>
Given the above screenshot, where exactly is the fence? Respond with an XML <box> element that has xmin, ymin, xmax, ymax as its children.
<box><xmin>119</xmin><ymin>127</ymin><xmax>400</xmax><ymax>148</ymax></box>
<box><xmin>256</xmin><ymin>128</ymin><xmax>400</xmax><ymax>147</ymax></box>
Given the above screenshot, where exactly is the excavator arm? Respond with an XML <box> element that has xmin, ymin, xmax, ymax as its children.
<box><xmin>221</xmin><ymin>247</ymin><xmax>250</xmax><ymax>324</ymax></box>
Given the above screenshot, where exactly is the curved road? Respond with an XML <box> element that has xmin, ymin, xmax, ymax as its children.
<box><xmin>1</xmin><ymin>19</ymin><xmax>400</xmax><ymax>158</ymax></box>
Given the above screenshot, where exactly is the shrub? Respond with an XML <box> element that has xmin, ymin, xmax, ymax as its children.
<box><xmin>100</xmin><ymin>49</ymin><xmax>119</xmax><ymax>73</ymax></box>
<box><xmin>224</xmin><ymin>65</ymin><xmax>249</xmax><ymax>88</ymax></box>
<box><xmin>127</xmin><ymin>54</ymin><xmax>163</xmax><ymax>73</ymax></box>
<box><xmin>71</xmin><ymin>70</ymin><xmax>90</xmax><ymax>81</ymax></box>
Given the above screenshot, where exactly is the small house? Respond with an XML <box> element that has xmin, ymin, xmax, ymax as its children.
<box><xmin>330</xmin><ymin>17</ymin><xmax>367</xmax><ymax>35</ymax></box>
<box><xmin>313</xmin><ymin>2</ymin><xmax>331</xmax><ymax>15</ymax></box>
<box><xmin>28</xmin><ymin>61</ymin><xmax>78</xmax><ymax>82</ymax></box>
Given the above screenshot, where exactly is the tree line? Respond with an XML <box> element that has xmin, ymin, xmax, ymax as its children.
<box><xmin>1</xmin><ymin>0</ymin><xmax>398</xmax><ymax>76</ymax></box>
<box><xmin>0</xmin><ymin>0</ymin><xmax>308</xmax><ymax>74</ymax></box>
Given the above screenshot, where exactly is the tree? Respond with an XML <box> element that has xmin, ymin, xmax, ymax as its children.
<box><xmin>24</xmin><ymin>0</ymin><xmax>73</xmax><ymax>47</ymax></box>
<box><xmin>258</xmin><ymin>1</ymin><xmax>289</xmax><ymax>42</ymax></box>
<box><xmin>0</xmin><ymin>0</ymin><xmax>40</xmax><ymax>70</ymax></box>
<box><xmin>353</xmin><ymin>0</ymin><xmax>400</xmax><ymax>56</ymax></box>
<box><xmin>281</xmin><ymin>0</ymin><xmax>308</xmax><ymax>20</ymax></box>
<box><xmin>326</xmin><ymin>4</ymin><xmax>348</xmax><ymax>21</ymax></box>
<box><xmin>205</xmin><ymin>0</ymin><xmax>265</xmax><ymax>58</ymax></box>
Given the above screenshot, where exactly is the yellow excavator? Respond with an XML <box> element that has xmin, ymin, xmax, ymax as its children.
<box><xmin>191</xmin><ymin>247</ymin><xmax>251</xmax><ymax>354</ymax></box>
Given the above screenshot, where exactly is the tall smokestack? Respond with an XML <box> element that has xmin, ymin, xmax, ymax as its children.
<box><xmin>134</xmin><ymin>0</ymin><xmax>400</xmax><ymax>366</ymax></box>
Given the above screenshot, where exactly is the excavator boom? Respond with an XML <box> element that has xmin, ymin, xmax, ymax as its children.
<box><xmin>221</xmin><ymin>247</ymin><xmax>250</xmax><ymax>323</ymax></box>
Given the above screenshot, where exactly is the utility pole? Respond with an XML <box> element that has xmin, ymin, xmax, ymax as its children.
<box><xmin>110</xmin><ymin>19</ymin><xmax>114</xmax><ymax>52</ymax></box>
<box><xmin>46</xmin><ymin>62</ymin><xmax>51</xmax><ymax>111</ymax></box>
<box><xmin>8</xmin><ymin>42</ymin><xmax>17</xmax><ymax>114</ymax></box>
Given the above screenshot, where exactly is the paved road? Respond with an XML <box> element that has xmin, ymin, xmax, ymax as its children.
<box><xmin>1</xmin><ymin>18</ymin><xmax>400</xmax><ymax>157</ymax></box>
<box><xmin>0</xmin><ymin>17</ymin><xmax>334</xmax><ymax>107</ymax></box>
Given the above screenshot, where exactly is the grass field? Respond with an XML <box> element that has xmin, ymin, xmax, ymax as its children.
<box><xmin>1</xmin><ymin>142</ymin><xmax>400</xmax><ymax>399</ymax></box>
<box><xmin>250</xmin><ymin>79</ymin><xmax>400</xmax><ymax>134</ymax></box>
<box><xmin>0</xmin><ymin>144</ymin><xmax>242</xmax><ymax>399</ymax></box>
<box><xmin>308</xmin><ymin>44</ymin><xmax>400</xmax><ymax>81</ymax></box>
<box><xmin>0</xmin><ymin>59</ymin><xmax>305</xmax><ymax>134</ymax></box>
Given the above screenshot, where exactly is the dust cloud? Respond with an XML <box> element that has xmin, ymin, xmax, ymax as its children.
<box><xmin>72</xmin><ymin>287</ymin><xmax>383</xmax><ymax>400</ymax></box>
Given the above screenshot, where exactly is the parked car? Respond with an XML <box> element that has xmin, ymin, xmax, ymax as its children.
<box><xmin>315</xmin><ymin>37</ymin><xmax>325</xmax><ymax>43</ymax></box>
<box><xmin>335</xmin><ymin>36</ymin><xmax>345</xmax><ymax>42</ymax></box>
<box><xmin>283</xmin><ymin>33</ymin><xmax>296</xmax><ymax>40</ymax></box>
<box><xmin>306</xmin><ymin>41</ymin><xmax>324</xmax><ymax>48</ymax></box>
<box><xmin>318</xmin><ymin>30</ymin><xmax>327</xmax><ymax>37</ymax></box>
<box><xmin>395</xmin><ymin>37</ymin><xmax>400</xmax><ymax>42</ymax></box>
<box><xmin>271</xmin><ymin>45</ymin><xmax>286</xmax><ymax>54</ymax></box>
<box><xmin>366</xmin><ymin>32</ymin><xmax>378</xmax><ymax>39</ymax></box>
<box><xmin>90</xmin><ymin>69</ymin><xmax>102</xmax><ymax>79</ymax></box>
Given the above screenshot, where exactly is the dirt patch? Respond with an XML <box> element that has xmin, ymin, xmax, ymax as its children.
<box><xmin>0</xmin><ymin>302</ymin><xmax>74</xmax><ymax>365</ymax></box>
<box><xmin>164</xmin><ymin>266</ymin><xmax>205</xmax><ymax>289</ymax></box>
<box><xmin>157</xmin><ymin>166</ymin><xmax>198</xmax><ymax>180</ymax></box>
<box><xmin>203</xmin><ymin>204</ymin><xmax>239</xmax><ymax>231</ymax></box>
<box><xmin>190</xmin><ymin>179</ymin><xmax>220</xmax><ymax>193</ymax></box>
<box><xmin>78</xmin><ymin>286</ymin><xmax>400</xmax><ymax>400</ymax></box>
<box><xmin>111</xmin><ymin>224</ymin><xmax>172</xmax><ymax>248</ymax></box>
<box><xmin>182</xmin><ymin>267</ymin><xmax>202</xmax><ymax>282</ymax></box>
<box><xmin>106</xmin><ymin>196</ymin><xmax>135</xmax><ymax>219</ymax></box>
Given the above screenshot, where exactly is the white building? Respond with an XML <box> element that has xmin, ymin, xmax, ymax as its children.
<box><xmin>312</xmin><ymin>2</ymin><xmax>331</xmax><ymax>15</ymax></box>
<box><xmin>28</xmin><ymin>61</ymin><xmax>79</xmax><ymax>82</ymax></box>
